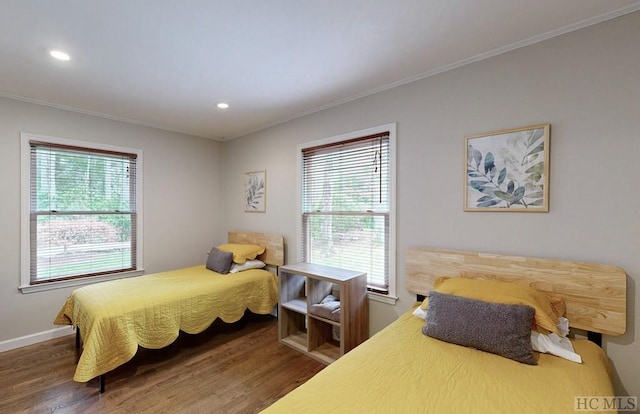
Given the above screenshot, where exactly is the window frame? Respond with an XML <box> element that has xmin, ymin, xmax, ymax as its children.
<box><xmin>297</xmin><ymin>123</ymin><xmax>397</xmax><ymax>303</ymax></box>
<box><xmin>20</xmin><ymin>132</ymin><xmax>144</xmax><ymax>293</ymax></box>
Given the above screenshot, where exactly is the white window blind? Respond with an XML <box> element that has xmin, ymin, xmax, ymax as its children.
<box><xmin>302</xmin><ymin>132</ymin><xmax>390</xmax><ymax>292</ymax></box>
<box><xmin>29</xmin><ymin>141</ymin><xmax>138</xmax><ymax>284</ymax></box>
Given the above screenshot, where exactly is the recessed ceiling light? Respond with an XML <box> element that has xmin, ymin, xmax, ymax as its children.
<box><xmin>49</xmin><ymin>50</ymin><xmax>71</xmax><ymax>61</ymax></box>
<box><xmin>217</xmin><ymin>102</ymin><xmax>229</xmax><ymax>109</ymax></box>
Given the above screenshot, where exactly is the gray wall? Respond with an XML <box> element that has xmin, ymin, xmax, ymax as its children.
<box><xmin>222</xmin><ymin>12</ymin><xmax>640</xmax><ymax>396</ymax></box>
<box><xmin>0</xmin><ymin>97</ymin><xmax>227</xmax><ymax>341</ymax></box>
<box><xmin>0</xmin><ymin>10</ymin><xmax>637</xmax><ymax>399</ymax></box>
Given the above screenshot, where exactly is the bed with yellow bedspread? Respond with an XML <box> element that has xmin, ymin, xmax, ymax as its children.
<box><xmin>262</xmin><ymin>308</ymin><xmax>614</xmax><ymax>414</ymax></box>
<box><xmin>54</xmin><ymin>265</ymin><xmax>278</xmax><ymax>383</ymax></box>
<box><xmin>264</xmin><ymin>247</ymin><xmax>626</xmax><ymax>414</ymax></box>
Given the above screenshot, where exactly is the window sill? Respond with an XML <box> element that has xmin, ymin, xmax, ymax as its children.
<box><xmin>367</xmin><ymin>291</ymin><xmax>398</xmax><ymax>305</ymax></box>
<box><xmin>19</xmin><ymin>269</ymin><xmax>145</xmax><ymax>294</ymax></box>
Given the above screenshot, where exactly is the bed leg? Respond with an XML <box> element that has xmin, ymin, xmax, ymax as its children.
<box><xmin>587</xmin><ymin>332</ymin><xmax>602</xmax><ymax>347</ymax></box>
<box><xmin>99</xmin><ymin>375</ymin><xmax>105</xmax><ymax>393</ymax></box>
<box><xmin>75</xmin><ymin>327</ymin><xmax>80</xmax><ymax>349</ymax></box>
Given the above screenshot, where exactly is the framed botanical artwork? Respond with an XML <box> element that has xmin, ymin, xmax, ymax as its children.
<box><xmin>464</xmin><ymin>124</ymin><xmax>550</xmax><ymax>212</ymax></box>
<box><xmin>244</xmin><ymin>170</ymin><xmax>266</xmax><ymax>212</ymax></box>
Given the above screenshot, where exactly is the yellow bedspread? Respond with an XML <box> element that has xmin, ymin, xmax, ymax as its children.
<box><xmin>263</xmin><ymin>309</ymin><xmax>615</xmax><ymax>414</ymax></box>
<box><xmin>54</xmin><ymin>265</ymin><xmax>278</xmax><ymax>382</ymax></box>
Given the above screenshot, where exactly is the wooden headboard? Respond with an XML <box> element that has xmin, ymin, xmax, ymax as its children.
<box><xmin>406</xmin><ymin>247</ymin><xmax>626</xmax><ymax>337</ymax></box>
<box><xmin>228</xmin><ymin>231</ymin><xmax>285</xmax><ymax>266</ymax></box>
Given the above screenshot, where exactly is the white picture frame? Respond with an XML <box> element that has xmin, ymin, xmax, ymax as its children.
<box><xmin>245</xmin><ymin>170</ymin><xmax>266</xmax><ymax>212</ymax></box>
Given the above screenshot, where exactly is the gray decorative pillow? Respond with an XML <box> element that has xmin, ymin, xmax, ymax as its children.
<box><xmin>423</xmin><ymin>291</ymin><xmax>537</xmax><ymax>365</ymax></box>
<box><xmin>206</xmin><ymin>247</ymin><xmax>233</xmax><ymax>274</ymax></box>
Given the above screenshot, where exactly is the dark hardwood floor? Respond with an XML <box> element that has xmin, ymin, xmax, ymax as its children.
<box><xmin>0</xmin><ymin>314</ymin><xmax>325</xmax><ymax>414</ymax></box>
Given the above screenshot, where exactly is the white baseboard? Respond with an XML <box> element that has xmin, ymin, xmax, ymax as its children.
<box><xmin>0</xmin><ymin>326</ymin><xmax>75</xmax><ymax>353</ymax></box>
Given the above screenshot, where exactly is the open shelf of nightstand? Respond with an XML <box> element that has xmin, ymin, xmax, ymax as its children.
<box><xmin>278</xmin><ymin>262</ymin><xmax>368</xmax><ymax>364</ymax></box>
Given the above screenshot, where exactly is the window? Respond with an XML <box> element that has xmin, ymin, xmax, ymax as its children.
<box><xmin>299</xmin><ymin>124</ymin><xmax>396</xmax><ymax>297</ymax></box>
<box><xmin>20</xmin><ymin>133</ymin><xmax>143</xmax><ymax>293</ymax></box>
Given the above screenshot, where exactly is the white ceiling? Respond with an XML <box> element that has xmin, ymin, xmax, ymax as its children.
<box><xmin>1</xmin><ymin>1</ymin><xmax>639</xmax><ymax>140</ymax></box>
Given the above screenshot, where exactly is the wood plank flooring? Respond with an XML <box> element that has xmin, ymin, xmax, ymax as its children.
<box><xmin>0</xmin><ymin>314</ymin><xmax>325</xmax><ymax>414</ymax></box>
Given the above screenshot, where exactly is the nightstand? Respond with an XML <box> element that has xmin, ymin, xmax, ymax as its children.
<box><xmin>278</xmin><ymin>262</ymin><xmax>368</xmax><ymax>364</ymax></box>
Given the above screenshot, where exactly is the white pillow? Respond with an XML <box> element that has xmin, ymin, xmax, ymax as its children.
<box><xmin>556</xmin><ymin>316</ymin><xmax>570</xmax><ymax>337</ymax></box>
<box><xmin>530</xmin><ymin>316</ymin><xmax>582</xmax><ymax>363</ymax></box>
<box><xmin>531</xmin><ymin>330</ymin><xmax>582</xmax><ymax>363</ymax></box>
<box><xmin>412</xmin><ymin>305</ymin><xmax>427</xmax><ymax>319</ymax></box>
<box><xmin>229</xmin><ymin>259</ymin><xmax>266</xmax><ymax>273</ymax></box>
